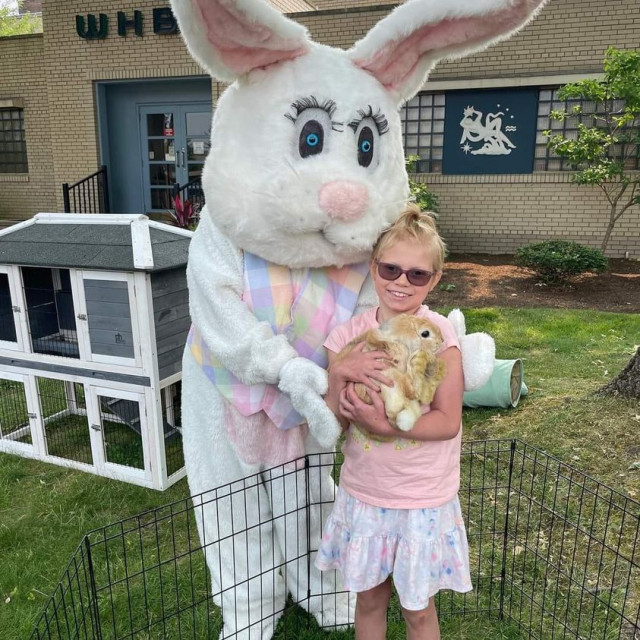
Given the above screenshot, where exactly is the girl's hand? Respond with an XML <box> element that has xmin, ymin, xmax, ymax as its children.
<box><xmin>330</xmin><ymin>343</ymin><xmax>392</xmax><ymax>392</ymax></box>
<box><xmin>339</xmin><ymin>383</ymin><xmax>396</xmax><ymax>439</ymax></box>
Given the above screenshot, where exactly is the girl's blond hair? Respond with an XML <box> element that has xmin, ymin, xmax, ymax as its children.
<box><xmin>372</xmin><ymin>203</ymin><xmax>446</xmax><ymax>271</ymax></box>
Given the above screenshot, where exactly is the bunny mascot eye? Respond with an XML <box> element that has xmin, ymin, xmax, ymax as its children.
<box><xmin>349</xmin><ymin>106</ymin><xmax>389</xmax><ymax>168</ymax></box>
<box><xmin>285</xmin><ymin>97</ymin><xmax>343</xmax><ymax>159</ymax></box>
<box><xmin>170</xmin><ymin>0</ymin><xmax>547</xmax><ymax>637</ymax></box>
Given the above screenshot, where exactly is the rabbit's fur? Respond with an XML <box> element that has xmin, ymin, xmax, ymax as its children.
<box><xmin>338</xmin><ymin>314</ymin><xmax>446</xmax><ymax>432</ymax></box>
<box><xmin>171</xmin><ymin>0</ymin><xmax>546</xmax><ymax>637</ymax></box>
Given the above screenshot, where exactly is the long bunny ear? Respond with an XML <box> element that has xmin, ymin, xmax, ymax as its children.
<box><xmin>170</xmin><ymin>0</ymin><xmax>311</xmax><ymax>82</ymax></box>
<box><xmin>348</xmin><ymin>0</ymin><xmax>547</xmax><ymax>104</ymax></box>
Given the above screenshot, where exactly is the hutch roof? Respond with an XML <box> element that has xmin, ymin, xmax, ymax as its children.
<box><xmin>0</xmin><ymin>213</ymin><xmax>192</xmax><ymax>272</ymax></box>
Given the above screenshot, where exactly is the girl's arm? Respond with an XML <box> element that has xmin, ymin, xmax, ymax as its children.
<box><xmin>339</xmin><ymin>346</ymin><xmax>463</xmax><ymax>442</ymax></box>
<box><xmin>326</xmin><ymin>345</ymin><xmax>393</xmax><ymax>430</ymax></box>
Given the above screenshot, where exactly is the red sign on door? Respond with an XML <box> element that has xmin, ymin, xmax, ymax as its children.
<box><xmin>163</xmin><ymin>113</ymin><xmax>174</xmax><ymax>137</ymax></box>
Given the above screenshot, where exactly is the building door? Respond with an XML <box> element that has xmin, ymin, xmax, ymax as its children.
<box><xmin>98</xmin><ymin>79</ymin><xmax>211</xmax><ymax>214</ymax></box>
<box><xmin>139</xmin><ymin>104</ymin><xmax>210</xmax><ymax>213</ymax></box>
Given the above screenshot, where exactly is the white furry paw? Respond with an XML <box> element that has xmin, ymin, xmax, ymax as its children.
<box><xmin>304</xmin><ymin>396</ymin><xmax>342</xmax><ymax>449</ymax></box>
<box><xmin>447</xmin><ymin>308</ymin><xmax>466</xmax><ymax>339</ymax></box>
<box><xmin>279</xmin><ymin>357</ymin><xmax>328</xmax><ymax>396</ymax></box>
<box><xmin>309</xmin><ymin>592</ymin><xmax>355</xmax><ymax>631</ymax></box>
<box><xmin>460</xmin><ymin>333</ymin><xmax>495</xmax><ymax>391</ymax></box>
<box><xmin>447</xmin><ymin>309</ymin><xmax>496</xmax><ymax>391</ymax></box>
<box><xmin>396</xmin><ymin>408</ymin><xmax>418</xmax><ymax>432</ymax></box>
<box><xmin>278</xmin><ymin>358</ymin><xmax>341</xmax><ymax>448</ymax></box>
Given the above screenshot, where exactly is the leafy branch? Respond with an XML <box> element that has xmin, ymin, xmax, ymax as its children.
<box><xmin>544</xmin><ymin>47</ymin><xmax>640</xmax><ymax>252</ymax></box>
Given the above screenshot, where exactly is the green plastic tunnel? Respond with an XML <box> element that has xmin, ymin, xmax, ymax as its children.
<box><xmin>463</xmin><ymin>359</ymin><xmax>528</xmax><ymax>409</ymax></box>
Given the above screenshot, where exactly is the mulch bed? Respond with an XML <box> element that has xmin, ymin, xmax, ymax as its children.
<box><xmin>429</xmin><ymin>254</ymin><xmax>640</xmax><ymax>314</ymax></box>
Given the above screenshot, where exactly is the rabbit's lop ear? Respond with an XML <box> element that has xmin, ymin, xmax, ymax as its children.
<box><xmin>170</xmin><ymin>0</ymin><xmax>311</xmax><ymax>82</ymax></box>
<box><xmin>348</xmin><ymin>0</ymin><xmax>547</xmax><ymax>105</ymax></box>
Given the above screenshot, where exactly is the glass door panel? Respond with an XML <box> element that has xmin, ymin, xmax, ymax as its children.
<box><xmin>185</xmin><ymin>109</ymin><xmax>210</xmax><ymax>185</ymax></box>
<box><xmin>140</xmin><ymin>104</ymin><xmax>211</xmax><ymax>213</ymax></box>
<box><xmin>144</xmin><ymin>110</ymin><xmax>177</xmax><ymax>213</ymax></box>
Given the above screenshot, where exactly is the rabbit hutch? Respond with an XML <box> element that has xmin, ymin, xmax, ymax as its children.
<box><xmin>0</xmin><ymin>213</ymin><xmax>192</xmax><ymax>490</ymax></box>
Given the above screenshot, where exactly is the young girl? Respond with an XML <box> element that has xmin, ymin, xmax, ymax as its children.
<box><xmin>315</xmin><ymin>204</ymin><xmax>472</xmax><ymax>640</ymax></box>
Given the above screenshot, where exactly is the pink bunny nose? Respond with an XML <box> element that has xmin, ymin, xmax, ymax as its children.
<box><xmin>318</xmin><ymin>180</ymin><xmax>368</xmax><ymax>222</ymax></box>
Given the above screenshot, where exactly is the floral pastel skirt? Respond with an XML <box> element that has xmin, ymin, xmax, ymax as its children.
<box><xmin>315</xmin><ymin>488</ymin><xmax>472</xmax><ymax>610</ymax></box>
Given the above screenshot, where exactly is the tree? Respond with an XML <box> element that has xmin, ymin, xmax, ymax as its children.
<box><xmin>598</xmin><ymin>347</ymin><xmax>640</xmax><ymax>399</ymax></box>
<box><xmin>0</xmin><ymin>1</ymin><xmax>42</xmax><ymax>37</ymax></box>
<box><xmin>545</xmin><ymin>48</ymin><xmax>640</xmax><ymax>252</ymax></box>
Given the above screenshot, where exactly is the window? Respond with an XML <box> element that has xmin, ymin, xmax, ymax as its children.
<box><xmin>535</xmin><ymin>88</ymin><xmax>640</xmax><ymax>172</ymax></box>
<box><xmin>0</xmin><ymin>108</ymin><xmax>28</xmax><ymax>173</ymax></box>
<box><xmin>400</xmin><ymin>92</ymin><xmax>445</xmax><ymax>173</ymax></box>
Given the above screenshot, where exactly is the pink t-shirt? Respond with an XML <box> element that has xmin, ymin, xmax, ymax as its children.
<box><xmin>325</xmin><ymin>305</ymin><xmax>462</xmax><ymax>509</ymax></box>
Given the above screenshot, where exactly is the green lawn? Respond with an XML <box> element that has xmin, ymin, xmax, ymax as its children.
<box><xmin>2</xmin><ymin>308</ymin><xmax>639</xmax><ymax>639</ymax></box>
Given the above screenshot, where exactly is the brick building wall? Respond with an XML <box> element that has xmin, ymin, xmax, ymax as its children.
<box><xmin>0</xmin><ymin>0</ymin><xmax>639</xmax><ymax>256</ymax></box>
<box><xmin>417</xmin><ymin>174</ymin><xmax>640</xmax><ymax>258</ymax></box>
<box><xmin>0</xmin><ymin>34</ymin><xmax>56</xmax><ymax>227</ymax></box>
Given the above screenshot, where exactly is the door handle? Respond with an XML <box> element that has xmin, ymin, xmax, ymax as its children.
<box><xmin>181</xmin><ymin>149</ymin><xmax>186</xmax><ymax>168</ymax></box>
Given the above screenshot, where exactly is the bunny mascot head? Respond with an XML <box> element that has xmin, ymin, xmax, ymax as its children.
<box><xmin>173</xmin><ymin>0</ymin><xmax>546</xmax><ymax>637</ymax></box>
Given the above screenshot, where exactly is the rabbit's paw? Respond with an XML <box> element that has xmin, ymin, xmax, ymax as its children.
<box><xmin>278</xmin><ymin>358</ymin><xmax>341</xmax><ymax>448</ymax></box>
<box><xmin>396</xmin><ymin>403</ymin><xmax>420</xmax><ymax>432</ymax></box>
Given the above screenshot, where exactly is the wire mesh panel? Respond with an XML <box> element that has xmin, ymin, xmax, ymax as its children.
<box><xmin>22</xmin><ymin>267</ymin><xmax>80</xmax><ymax>359</ymax></box>
<box><xmin>504</xmin><ymin>443</ymin><xmax>640</xmax><ymax>639</ymax></box>
<box><xmin>98</xmin><ymin>396</ymin><xmax>144</xmax><ymax>470</ymax></box>
<box><xmin>38</xmin><ymin>378</ymin><xmax>93</xmax><ymax>465</ymax></box>
<box><xmin>31</xmin><ymin>440</ymin><xmax>640</xmax><ymax>640</ymax></box>
<box><xmin>0</xmin><ymin>271</ymin><xmax>18</xmax><ymax>343</ymax></box>
<box><xmin>161</xmin><ymin>381</ymin><xmax>184</xmax><ymax>478</ymax></box>
<box><xmin>0</xmin><ymin>376</ymin><xmax>32</xmax><ymax>446</ymax></box>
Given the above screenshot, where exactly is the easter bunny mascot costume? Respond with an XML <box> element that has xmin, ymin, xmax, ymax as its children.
<box><xmin>171</xmin><ymin>0</ymin><xmax>546</xmax><ymax>637</ymax></box>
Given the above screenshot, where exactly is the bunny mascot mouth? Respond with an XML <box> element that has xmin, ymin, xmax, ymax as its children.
<box><xmin>172</xmin><ymin>0</ymin><xmax>547</xmax><ymax>637</ymax></box>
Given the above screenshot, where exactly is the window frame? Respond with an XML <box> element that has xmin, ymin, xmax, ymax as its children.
<box><xmin>0</xmin><ymin>107</ymin><xmax>28</xmax><ymax>174</ymax></box>
<box><xmin>400</xmin><ymin>92</ymin><xmax>445</xmax><ymax>174</ymax></box>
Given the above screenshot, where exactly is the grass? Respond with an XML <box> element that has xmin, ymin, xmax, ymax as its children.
<box><xmin>2</xmin><ymin>307</ymin><xmax>639</xmax><ymax>639</ymax></box>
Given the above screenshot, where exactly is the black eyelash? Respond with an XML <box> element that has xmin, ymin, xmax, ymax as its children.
<box><xmin>284</xmin><ymin>95</ymin><xmax>343</xmax><ymax>131</ymax></box>
<box><xmin>348</xmin><ymin>105</ymin><xmax>389</xmax><ymax>135</ymax></box>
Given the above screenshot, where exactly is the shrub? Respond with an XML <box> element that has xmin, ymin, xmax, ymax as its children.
<box><xmin>405</xmin><ymin>155</ymin><xmax>439</xmax><ymax>213</ymax></box>
<box><xmin>515</xmin><ymin>240</ymin><xmax>608</xmax><ymax>283</ymax></box>
<box><xmin>168</xmin><ymin>194</ymin><xmax>200</xmax><ymax>230</ymax></box>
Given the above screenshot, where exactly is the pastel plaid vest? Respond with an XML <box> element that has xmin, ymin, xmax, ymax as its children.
<box><xmin>187</xmin><ymin>251</ymin><xmax>369</xmax><ymax>430</ymax></box>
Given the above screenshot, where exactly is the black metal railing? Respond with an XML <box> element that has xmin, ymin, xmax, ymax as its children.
<box><xmin>62</xmin><ymin>166</ymin><xmax>110</xmax><ymax>214</ymax></box>
<box><xmin>31</xmin><ymin>440</ymin><xmax>640</xmax><ymax>640</ymax></box>
<box><xmin>172</xmin><ymin>176</ymin><xmax>205</xmax><ymax>211</ymax></box>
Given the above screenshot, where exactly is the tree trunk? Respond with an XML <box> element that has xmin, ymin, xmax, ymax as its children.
<box><xmin>598</xmin><ymin>347</ymin><xmax>640</xmax><ymax>398</ymax></box>
<box><xmin>600</xmin><ymin>204</ymin><xmax>617</xmax><ymax>252</ymax></box>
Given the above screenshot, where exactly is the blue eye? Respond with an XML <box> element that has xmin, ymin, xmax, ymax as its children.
<box><xmin>357</xmin><ymin>126</ymin><xmax>374</xmax><ymax>167</ymax></box>
<box><xmin>299</xmin><ymin>120</ymin><xmax>324</xmax><ymax>158</ymax></box>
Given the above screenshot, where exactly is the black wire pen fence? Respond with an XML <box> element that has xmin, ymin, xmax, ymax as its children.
<box><xmin>32</xmin><ymin>440</ymin><xmax>639</xmax><ymax>639</ymax></box>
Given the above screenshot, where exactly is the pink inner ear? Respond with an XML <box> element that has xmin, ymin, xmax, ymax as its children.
<box><xmin>196</xmin><ymin>0</ymin><xmax>307</xmax><ymax>75</ymax></box>
<box><xmin>356</xmin><ymin>2</ymin><xmax>540</xmax><ymax>92</ymax></box>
